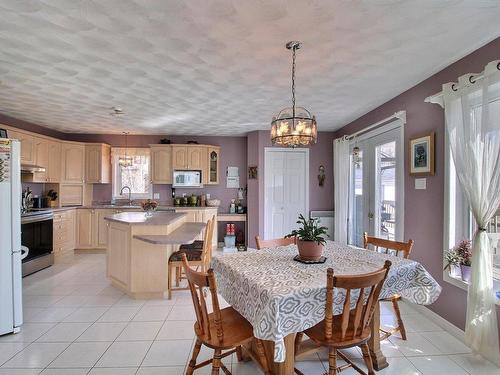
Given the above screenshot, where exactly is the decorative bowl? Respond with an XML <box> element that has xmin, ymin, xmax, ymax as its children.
<box><xmin>206</xmin><ymin>199</ymin><xmax>221</xmax><ymax>207</ymax></box>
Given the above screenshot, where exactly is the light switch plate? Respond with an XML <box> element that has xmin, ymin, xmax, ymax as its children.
<box><xmin>153</xmin><ymin>193</ymin><xmax>160</xmax><ymax>199</ymax></box>
<box><xmin>415</xmin><ymin>178</ymin><xmax>426</xmax><ymax>190</ymax></box>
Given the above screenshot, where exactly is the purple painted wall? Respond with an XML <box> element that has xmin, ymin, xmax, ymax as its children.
<box><xmin>0</xmin><ymin>113</ymin><xmax>66</xmax><ymax>139</ymax></box>
<box><xmin>74</xmin><ymin>134</ymin><xmax>247</xmax><ymax>211</ymax></box>
<box><xmin>246</xmin><ymin>130</ymin><xmax>336</xmax><ymax>247</ymax></box>
<box><xmin>333</xmin><ymin>37</ymin><xmax>500</xmax><ymax>332</ymax></box>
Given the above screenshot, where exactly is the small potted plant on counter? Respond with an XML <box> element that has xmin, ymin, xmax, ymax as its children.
<box><xmin>443</xmin><ymin>247</ymin><xmax>462</xmax><ymax>278</ymax></box>
<box><xmin>456</xmin><ymin>239</ymin><xmax>472</xmax><ymax>283</ymax></box>
<box><xmin>286</xmin><ymin>214</ymin><xmax>328</xmax><ymax>261</ymax></box>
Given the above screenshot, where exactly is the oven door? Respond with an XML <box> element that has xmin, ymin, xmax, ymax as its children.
<box><xmin>21</xmin><ymin>214</ymin><xmax>53</xmax><ymax>275</ymax></box>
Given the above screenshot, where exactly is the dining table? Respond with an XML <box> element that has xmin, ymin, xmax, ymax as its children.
<box><xmin>211</xmin><ymin>240</ymin><xmax>441</xmax><ymax>375</ymax></box>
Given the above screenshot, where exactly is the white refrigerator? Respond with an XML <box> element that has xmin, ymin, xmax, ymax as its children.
<box><xmin>0</xmin><ymin>139</ymin><xmax>23</xmax><ymax>335</ymax></box>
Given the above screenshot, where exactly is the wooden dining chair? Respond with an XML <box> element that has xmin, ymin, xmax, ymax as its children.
<box><xmin>167</xmin><ymin>216</ymin><xmax>215</xmax><ymax>299</ymax></box>
<box><xmin>363</xmin><ymin>233</ymin><xmax>414</xmax><ymax>340</ymax></box>
<box><xmin>301</xmin><ymin>261</ymin><xmax>392</xmax><ymax>375</ymax></box>
<box><xmin>182</xmin><ymin>254</ymin><xmax>271</xmax><ymax>375</ymax></box>
<box><xmin>255</xmin><ymin>235</ymin><xmax>296</xmax><ymax>249</ymax></box>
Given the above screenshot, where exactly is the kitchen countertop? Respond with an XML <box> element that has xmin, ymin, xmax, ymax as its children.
<box><xmin>104</xmin><ymin>211</ymin><xmax>187</xmax><ymax>225</ymax></box>
<box><xmin>133</xmin><ymin>222</ymin><xmax>206</xmax><ymax>244</ymax></box>
<box><xmin>34</xmin><ymin>205</ymin><xmax>220</xmax><ymax>211</ymax></box>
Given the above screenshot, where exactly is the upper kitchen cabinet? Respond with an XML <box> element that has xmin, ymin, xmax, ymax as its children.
<box><xmin>150</xmin><ymin>145</ymin><xmax>172</xmax><ymax>184</ymax></box>
<box><xmin>85</xmin><ymin>143</ymin><xmax>111</xmax><ymax>184</ymax></box>
<box><xmin>172</xmin><ymin>145</ymin><xmax>187</xmax><ymax>169</ymax></box>
<box><xmin>61</xmin><ymin>142</ymin><xmax>85</xmax><ymax>183</ymax></box>
<box><xmin>47</xmin><ymin>141</ymin><xmax>61</xmax><ymax>183</ymax></box>
<box><xmin>207</xmin><ymin>146</ymin><xmax>220</xmax><ymax>185</ymax></box>
<box><xmin>32</xmin><ymin>138</ymin><xmax>49</xmax><ymax>182</ymax></box>
<box><xmin>187</xmin><ymin>146</ymin><xmax>206</xmax><ymax>170</ymax></box>
<box><xmin>7</xmin><ymin>129</ymin><xmax>35</xmax><ymax>164</ymax></box>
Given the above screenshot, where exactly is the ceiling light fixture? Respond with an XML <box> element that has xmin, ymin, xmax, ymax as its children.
<box><xmin>271</xmin><ymin>41</ymin><xmax>317</xmax><ymax>147</ymax></box>
<box><xmin>119</xmin><ymin>131</ymin><xmax>133</xmax><ymax>168</ymax></box>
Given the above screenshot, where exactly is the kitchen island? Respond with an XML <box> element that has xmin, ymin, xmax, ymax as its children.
<box><xmin>105</xmin><ymin>211</ymin><xmax>207</xmax><ymax>299</ymax></box>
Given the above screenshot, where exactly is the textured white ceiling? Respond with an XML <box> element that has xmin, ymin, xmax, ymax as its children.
<box><xmin>0</xmin><ymin>1</ymin><xmax>499</xmax><ymax>135</ymax></box>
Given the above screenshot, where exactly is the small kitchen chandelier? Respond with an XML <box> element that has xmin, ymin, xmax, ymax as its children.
<box><xmin>271</xmin><ymin>41</ymin><xmax>317</xmax><ymax>147</ymax></box>
<box><xmin>119</xmin><ymin>132</ymin><xmax>133</xmax><ymax>168</ymax></box>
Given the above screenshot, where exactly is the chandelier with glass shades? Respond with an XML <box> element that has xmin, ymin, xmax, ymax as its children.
<box><xmin>271</xmin><ymin>41</ymin><xmax>317</xmax><ymax>147</ymax></box>
<box><xmin>119</xmin><ymin>132</ymin><xmax>133</xmax><ymax>168</ymax></box>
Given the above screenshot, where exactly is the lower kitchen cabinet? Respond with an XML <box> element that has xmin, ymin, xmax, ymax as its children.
<box><xmin>53</xmin><ymin>209</ymin><xmax>76</xmax><ymax>255</ymax></box>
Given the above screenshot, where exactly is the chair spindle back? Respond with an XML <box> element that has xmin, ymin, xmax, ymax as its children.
<box><xmin>201</xmin><ymin>216</ymin><xmax>216</xmax><ymax>271</ymax></box>
<box><xmin>324</xmin><ymin>261</ymin><xmax>392</xmax><ymax>341</ymax></box>
<box><xmin>182</xmin><ymin>254</ymin><xmax>224</xmax><ymax>342</ymax></box>
<box><xmin>363</xmin><ymin>233</ymin><xmax>414</xmax><ymax>259</ymax></box>
<box><xmin>255</xmin><ymin>235</ymin><xmax>296</xmax><ymax>249</ymax></box>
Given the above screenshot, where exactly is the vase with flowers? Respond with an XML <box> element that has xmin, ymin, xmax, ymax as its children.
<box><xmin>443</xmin><ymin>248</ymin><xmax>462</xmax><ymax>278</ymax></box>
<box><xmin>456</xmin><ymin>239</ymin><xmax>472</xmax><ymax>283</ymax></box>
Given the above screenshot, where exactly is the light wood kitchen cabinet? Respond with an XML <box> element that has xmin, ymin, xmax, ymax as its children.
<box><xmin>61</xmin><ymin>142</ymin><xmax>85</xmax><ymax>183</ymax></box>
<box><xmin>207</xmin><ymin>146</ymin><xmax>220</xmax><ymax>185</ymax></box>
<box><xmin>85</xmin><ymin>143</ymin><xmax>111</xmax><ymax>184</ymax></box>
<box><xmin>187</xmin><ymin>146</ymin><xmax>206</xmax><ymax>170</ymax></box>
<box><xmin>95</xmin><ymin>209</ymin><xmax>115</xmax><ymax>248</ymax></box>
<box><xmin>47</xmin><ymin>141</ymin><xmax>61</xmax><ymax>182</ymax></box>
<box><xmin>76</xmin><ymin>209</ymin><xmax>94</xmax><ymax>248</ymax></box>
<box><xmin>8</xmin><ymin>129</ymin><xmax>35</xmax><ymax>164</ymax></box>
<box><xmin>172</xmin><ymin>146</ymin><xmax>187</xmax><ymax>169</ymax></box>
<box><xmin>59</xmin><ymin>184</ymin><xmax>84</xmax><ymax>206</ymax></box>
<box><xmin>32</xmin><ymin>138</ymin><xmax>49</xmax><ymax>182</ymax></box>
<box><xmin>150</xmin><ymin>145</ymin><xmax>172</xmax><ymax>184</ymax></box>
<box><xmin>53</xmin><ymin>209</ymin><xmax>76</xmax><ymax>255</ymax></box>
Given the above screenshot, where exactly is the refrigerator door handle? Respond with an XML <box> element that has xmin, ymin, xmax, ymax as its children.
<box><xmin>19</xmin><ymin>246</ymin><xmax>29</xmax><ymax>260</ymax></box>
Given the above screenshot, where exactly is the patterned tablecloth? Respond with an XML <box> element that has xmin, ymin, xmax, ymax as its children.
<box><xmin>211</xmin><ymin>241</ymin><xmax>441</xmax><ymax>362</ymax></box>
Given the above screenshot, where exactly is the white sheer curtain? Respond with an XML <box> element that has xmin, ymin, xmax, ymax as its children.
<box><xmin>334</xmin><ymin>137</ymin><xmax>350</xmax><ymax>244</ymax></box>
<box><xmin>443</xmin><ymin>60</ymin><xmax>500</xmax><ymax>363</ymax></box>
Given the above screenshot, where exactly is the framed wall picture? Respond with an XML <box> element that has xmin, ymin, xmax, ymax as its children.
<box><xmin>409</xmin><ymin>132</ymin><xmax>435</xmax><ymax>176</ymax></box>
<box><xmin>0</xmin><ymin>129</ymin><xmax>7</xmax><ymax>138</ymax></box>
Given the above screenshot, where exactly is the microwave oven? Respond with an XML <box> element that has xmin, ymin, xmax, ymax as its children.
<box><xmin>172</xmin><ymin>170</ymin><xmax>203</xmax><ymax>188</ymax></box>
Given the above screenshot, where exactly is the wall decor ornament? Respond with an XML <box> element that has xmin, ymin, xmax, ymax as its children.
<box><xmin>409</xmin><ymin>132</ymin><xmax>435</xmax><ymax>176</ymax></box>
<box><xmin>248</xmin><ymin>166</ymin><xmax>258</xmax><ymax>179</ymax></box>
<box><xmin>318</xmin><ymin>165</ymin><xmax>325</xmax><ymax>186</ymax></box>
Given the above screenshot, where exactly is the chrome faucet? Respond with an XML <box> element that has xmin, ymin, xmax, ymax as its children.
<box><xmin>120</xmin><ymin>186</ymin><xmax>132</xmax><ymax>205</ymax></box>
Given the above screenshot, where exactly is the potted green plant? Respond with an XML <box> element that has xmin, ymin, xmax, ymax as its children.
<box><xmin>455</xmin><ymin>239</ymin><xmax>472</xmax><ymax>283</ymax></box>
<box><xmin>443</xmin><ymin>248</ymin><xmax>461</xmax><ymax>278</ymax></box>
<box><xmin>286</xmin><ymin>214</ymin><xmax>328</xmax><ymax>261</ymax></box>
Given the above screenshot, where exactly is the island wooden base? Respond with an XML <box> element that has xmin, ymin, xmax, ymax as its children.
<box><xmin>240</xmin><ymin>302</ymin><xmax>387</xmax><ymax>374</ymax></box>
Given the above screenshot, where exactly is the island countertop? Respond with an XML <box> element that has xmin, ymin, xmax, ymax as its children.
<box><xmin>104</xmin><ymin>211</ymin><xmax>187</xmax><ymax>225</ymax></box>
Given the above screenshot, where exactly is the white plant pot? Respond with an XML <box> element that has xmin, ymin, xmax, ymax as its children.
<box><xmin>449</xmin><ymin>264</ymin><xmax>461</xmax><ymax>278</ymax></box>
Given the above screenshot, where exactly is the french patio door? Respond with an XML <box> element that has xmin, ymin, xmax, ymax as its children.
<box><xmin>348</xmin><ymin>122</ymin><xmax>404</xmax><ymax>247</ymax></box>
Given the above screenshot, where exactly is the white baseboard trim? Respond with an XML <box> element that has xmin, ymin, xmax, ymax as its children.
<box><xmin>404</xmin><ymin>302</ymin><xmax>465</xmax><ymax>342</ymax></box>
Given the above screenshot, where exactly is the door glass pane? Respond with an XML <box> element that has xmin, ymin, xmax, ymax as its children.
<box><xmin>350</xmin><ymin>149</ymin><xmax>365</xmax><ymax>247</ymax></box>
<box><xmin>375</xmin><ymin>141</ymin><xmax>396</xmax><ymax>240</ymax></box>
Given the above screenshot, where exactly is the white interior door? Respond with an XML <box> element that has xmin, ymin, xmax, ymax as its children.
<box><xmin>349</xmin><ymin>122</ymin><xmax>404</xmax><ymax>246</ymax></box>
<box><xmin>264</xmin><ymin>148</ymin><xmax>309</xmax><ymax>240</ymax></box>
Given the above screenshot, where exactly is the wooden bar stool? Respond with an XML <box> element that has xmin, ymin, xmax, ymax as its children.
<box><xmin>255</xmin><ymin>235</ymin><xmax>296</xmax><ymax>249</ymax></box>
<box><xmin>363</xmin><ymin>233</ymin><xmax>414</xmax><ymax>340</ymax></box>
<box><xmin>167</xmin><ymin>216</ymin><xmax>215</xmax><ymax>299</ymax></box>
<box><xmin>182</xmin><ymin>254</ymin><xmax>271</xmax><ymax>375</ymax></box>
<box><xmin>299</xmin><ymin>261</ymin><xmax>392</xmax><ymax>375</ymax></box>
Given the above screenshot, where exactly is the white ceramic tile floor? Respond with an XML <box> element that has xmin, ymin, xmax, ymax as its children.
<box><xmin>0</xmin><ymin>251</ymin><xmax>496</xmax><ymax>374</ymax></box>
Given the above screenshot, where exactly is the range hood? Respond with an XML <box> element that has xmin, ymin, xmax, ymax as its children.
<box><xmin>21</xmin><ymin>164</ymin><xmax>46</xmax><ymax>173</ymax></box>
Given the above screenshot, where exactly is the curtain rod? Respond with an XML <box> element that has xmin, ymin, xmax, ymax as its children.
<box><xmin>425</xmin><ymin>62</ymin><xmax>500</xmax><ymax>106</ymax></box>
<box><xmin>339</xmin><ymin>110</ymin><xmax>406</xmax><ymax>141</ymax></box>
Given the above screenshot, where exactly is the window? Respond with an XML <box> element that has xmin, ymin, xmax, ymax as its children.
<box><xmin>111</xmin><ymin>148</ymin><xmax>151</xmax><ymax>200</ymax></box>
<box><xmin>444</xmin><ymin>88</ymin><xmax>500</xmax><ymax>295</ymax></box>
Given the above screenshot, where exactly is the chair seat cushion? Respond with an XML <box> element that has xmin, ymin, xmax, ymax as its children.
<box><xmin>169</xmin><ymin>248</ymin><xmax>202</xmax><ymax>262</ymax></box>
<box><xmin>179</xmin><ymin>240</ymin><xmax>204</xmax><ymax>250</ymax></box>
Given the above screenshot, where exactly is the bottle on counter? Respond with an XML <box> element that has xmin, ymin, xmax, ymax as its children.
<box><xmin>229</xmin><ymin>199</ymin><xmax>236</xmax><ymax>214</ymax></box>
